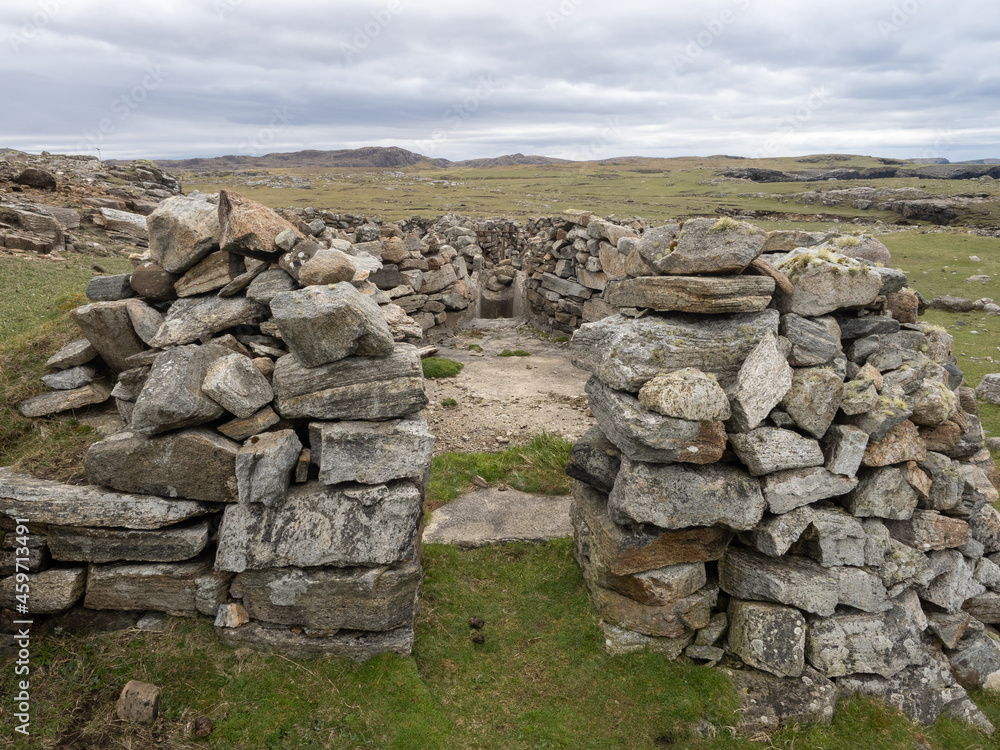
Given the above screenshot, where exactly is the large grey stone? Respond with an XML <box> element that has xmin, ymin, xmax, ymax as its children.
<box><xmin>636</xmin><ymin>367</ymin><xmax>731</xmax><ymax>422</ymax></box>
<box><xmin>719</xmin><ymin>547</ymin><xmax>839</xmax><ymax>616</ymax></box>
<box><xmin>605</xmin><ymin>275</ymin><xmax>774</xmax><ymax>313</ymax></box>
<box><xmin>780</xmin><ymin>367</ymin><xmax>844</xmax><ymax>439</ymax></box>
<box><xmin>609</xmin><ymin>456</ymin><xmax>765</xmax><ymax>531</ymax></box>
<box><xmin>70</xmin><ymin>300</ymin><xmax>148</xmax><ymax>373</ymax></box>
<box><xmin>822</xmin><ymin>425</ymin><xmax>870</xmax><ymax>477</ymax></box>
<box><xmin>806</xmin><ymin>604</ymin><xmax>928</xmax><ymax>678</ymax></box>
<box><xmin>727</xmin><ymin>334</ymin><xmax>793</xmax><ymax>431</ymax></box>
<box><xmin>775</xmin><ymin>249</ymin><xmax>882</xmax><ymax>316</ymax></box>
<box><xmin>948</xmin><ymin>623</ymin><xmax>1000</xmax><ymax>691</ymax></box>
<box><xmin>729</xmin><ymin>427</ymin><xmax>825</xmax><ymax>477</ymax></box>
<box><xmin>130</xmin><ymin>344</ymin><xmax>228</xmax><ymax>435</ymax></box>
<box><xmin>147</xmin><ymin>192</ymin><xmax>221</xmax><ymax>274</ymax></box>
<box><xmin>794</xmin><ymin>506</ymin><xmax>867</xmax><ymax>567</ymax></box>
<box><xmin>236</xmin><ymin>430</ymin><xmax>303</xmax><ymax>506</ymax></box>
<box><xmin>149</xmin><ymin>296</ymin><xmax>267</xmax><ymax>349</ymax></box>
<box><xmin>231</xmin><ymin>561</ymin><xmax>421</xmax><ymax>633</ymax></box>
<box><xmin>270</xmin><ymin>283</ymin><xmax>394</xmax><ymax>368</ymax></box>
<box><xmin>761</xmin><ymin>467</ymin><xmax>858</xmax><ymax>515</ymax></box>
<box><xmin>884</xmin><ymin>511</ymin><xmax>970</xmax><ymax>552</ymax></box>
<box><xmin>246</xmin><ymin>268</ymin><xmax>297</xmax><ymax>304</ymax></box>
<box><xmin>0</xmin><ymin>567</ymin><xmax>85</xmax><ymax>614</ymax></box>
<box><xmin>570</xmin><ymin>310</ymin><xmax>780</xmax><ymax>392</ymax></box>
<box><xmin>586</xmin><ymin>376</ymin><xmax>726</xmax><ymax>465</ymax></box>
<box><xmin>921</xmin><ymin>549</ymin><xmax>985</xmax><ymax>613</ymax></box>
<box><xmin>84</xmin><ymin>559</ymin><xmax>229</xmax><ymax>616</ymax></box>
<box><xmin>728</xmin><ymin>599</ymin><xmax>805</xmax><ymax>677</ymax></box>
<box><xmin>571</xmin><ymin>482</ymin><xmax>732</xmax><ymax>576</ymax></box>
<box><xmin>722</xmin><ymin>666</ymin><xmax>837</xmax><ymax>734</ymax></box>
<box><xmin>911</xmin><ymin>379</ymin><xmax>958</xmax><ymax>425</ymax></box>
<box><xmin>975</xmin><ymin>373</ymin><xmax>1000</xmax><ymax>406</ymax></box>
<box><xmin>309</xmin><ymin>414</ymin><xmax>433</xmax><ymax>485</ymax></box>
<box><xmin>780</xmin><ymin>314</ymin><xmax>841</xmax><ymax>366</ymax></box>
<box><xmin>47</xmin><ymin>520</ymin><xmax>211</xmax><ymax>563</ymax></box>
<box><xmin>86</xmin><ymin>428</ymin><xmax>239</xmax><ymax>503</ymax></box>
<box><xmin>272</xmin><ymin>344</ymin><xmax>427</xmax><ymax>421</ymax></box>
<box><xmin>215</xmin><ymin>480</ymin><xmax>422</xmax><ymax>572</ymax></box>
<box><xmin>741</xmin><ymin>506</ymin><xmax>815</xmax><ymax>558</ymax></box>
<box><xmin>0</xmin><ymin>468</ymin><xmax>218</xmax><ymax>529</ymax></box>
<box><xmin>879</xmin><ymin>538</ymin><xmax>933</xmax><ymax>595</ymax></box>
<box><xmin>201</xmin><ymin>352</ymin><xmax>274</xmax><ymax>419</ymax></box>
<box><xmin>848</xmin><ymin>387</ymin><xmax>914</xmax><ymax>441</ymax></box>
<box><xmin>837</xmin><ymin>566</ymin><xmax>891</xmax><ymax>613</ymax></box>
<box><xmin>125</xmin><ymin>298</ymin><xmax>165</xmax><ymax>346</ymax></box>
<box><xmin>565</xmin><ymin>426</ymin><xmax>621</xmax><ymax>494</ymax></box>
<box><xmin>845</xmin><ymin>466</ymin><xmax>918</xmax><ymax>520</ymax></box>
<box><xmin>636</xmin><ymin>218</ymin><xmax>765</xmax><ymax>274</ymax></box>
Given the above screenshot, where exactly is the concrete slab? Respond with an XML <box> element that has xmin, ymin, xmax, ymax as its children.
<box><xmin>423</xmin><ymin>487</ymin><xmax>572</xmax><ymax>547</ymax></box>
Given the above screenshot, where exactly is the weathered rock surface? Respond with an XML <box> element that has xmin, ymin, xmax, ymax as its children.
<box><xmin>270</xmin><ymin>283</ymin><xmax>394</xmax><ymax>367</ymax></box>
<box><xmin>606</xmin><ymin>275</ymin><xmax>774</xmax><ymax>313</ymax></box>
<box><xmin>885</xmin><ymin>511</ymin><xmax>970</xmax><ymax>552</ymax></box>
<box><xmin>565</xmin><ymin>427</ymin><xmax>621</xmax><ymax>494</ymax></box>
<box><xmin>236</xmin><ymin>430</ymin><xmax>303</xmax><ymax>506</ymax></box>
<box><xmin>727</xmin><ymin>334</ymin><xmax>793</xmax><ymax>431</ymax></box>
<box><xmin>728</xmin><ymin>599</ymin><xmax>806</xmax><ymax>677</ymax></box>
<box><xmin>149</xmin><ymin>296</ymin><xmax>267</xmax><ymax>348</ymax></box>
<box><xmin>219</xmin><ymin>189</ymin><xmax>301</xmax><ymax>259</ymax></box>
<box><xmin>587</xmin><ymin>376</ymin><xmax>726</xmax><ymax>464</ymax></box>
<box><xmin>0</xmin><ymin>567</ymin><xmax>85</xmax><ymax>614</ymax></box>
<box><xmin>86</xmin><ymin>428</ymin><xmax>239</xmax><ymax>503</ymax></box>
<box><xmin>231</xmin><ymin>560</ymin><xmax>421</xmax><ymax>632</ymax></box>
<box><xmin>729</xmin><ymin>427</ymin><xmax>825</xmax><ymax>477</ymax></box>
<box><xmin>780</xmin><ymin>367</ymin><xmax>844</xmax><ymax>439</ymax></box>
<box><xmin>609</xmin><ymin>456</ymin><xmax>765</xmax><ymax>531</ymax></box>
<box><xmin>636</xmin><ymin>218</ymin><xmax>765</xmax><ymax>275</ymax></box>
<box><xmin>18</xmin><ymin>381</ymin><xmax>110</xmax><ymax>418</ymax></box>
<box><xmin>45</xmin><ymin>338</ymin><xmax>97</xmax><ymax>369</ymax></box>
<box><xmin>70</xmin><ymin>300</ymin><xmax>148</xmax><ymax>373</ymax></box>
<box><xmin>215</xmin><ymin>621</ymin><xmax>414</xmax><ymax>661</ymax></box>
<box><xmin>570</xmin><ymin>310</ymin><xmax>780</xmax><ymax>392</ymax></box>
<box><xmin>84</xmin><ymin>559</ymin><xmax>228</xmax><ymax>615</ymax></box>
<box><xmin>48</xmin><ymin>520</ymin><xmax>210</xmax><ymax>563</ymax></box>
<box><xmin>39</xmin><ymin>364</ymin><xmax>95</xmax><ymax>391</ymax></box>
<box><xmin>215</xmin><ymin>480</ymin><xmax>422</xmax><ymax>572</ymax></box>
<box><xmin>776</xmin><ymin>249</ymin><xmax>882</xmax><ymax>317</ymax></box>
<box><xmin>309</xmin><ymin>414</ymin><xmax>434</xmax><ymax>485</ymax></box>
<box><xmin>636</xmin><ymin>368</ymin><xmax>731</xmax><ymax>422</ymax></box>
<box><xmin>0</xmin><ymin>468</ymin><xmax>218</xmax><ymax>529</ymax></box>
<box><xmin>202</xmin><ymin>352</ymin><xmax>274</xmax><ymax>419</ymax></box>
<box><xmin>805</xmin><ymin>604</ymin><xmax>926</xmax><ymax>678</ymax></box>
<box><xmin>761</xmin><ymin>468</ymin><xmax>858</xmax><ymax>514</ymax></box>
<box><xmin>722</xmin><ymin>666</ymin><xmax>837</xmax><ymax>734</ymax></box>
<box><xmin>780</xmin><ymin>314</ymin><xmax>841</xmax><ymax>366</ymax></box>
<box><xmin>272</xmin><ymin>344</ymin><xmax>427</xmax><ymax>421</ymax></box>
<box><xmin>846</xmin><ymin>465</ymin><xmax>919</xmax><ymax>520</ymax></box>
<box><xmin>130</xmin><ymin>344</ymin><xmax>229</xmax><ymax>435</ymax></box>
<box><xmin>822</xmin><ymin>425</ymin><xmax>870</xmax><ymax>477</ymax></box>
<box><xmin>147</xmin><ymin>192</ymin><xmax>221</xmax><ymax>274</ymax></box>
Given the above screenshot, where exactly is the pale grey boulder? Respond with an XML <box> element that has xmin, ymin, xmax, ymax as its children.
<box><xmin>837</xmin><ymin>567</ymin><xmax>891</xmax><ymax>613</ymax></box>
<box><xmin>146</xmin><ymin>192</ymin><xmax>222</xmax><ymax>274</ymax></box>
<box><xmin>636</xmin><ymin>368</ymin><xmax>731</xmax><ymax>422</ymax></box>
<box><xmin>586</xmin><ymin>376</ymin><xmax>726</xmax><ymax>465</ymax></box>
<box><xmin>70</xmin><ymin>300</ymin><xmax>149</xmax><ymax>373</ymax></box>
<box><xmin>775</xmin><ymin>249</ymin><xmax>882</xmax><ymax>317</ymax></box>
<box><xmin>822</xmin><ymin>425</ymin><xmax>870</xmax><ymax>478</ymax></box>
<box><xmin>309</xmin><ymin>414</ymin><xmax>434</xmax><ymax>485</ymax></box>
<box><xmin>570</xmin><ymin>310</ymin><xmax>780</xmax><ymax>392</ymax></box>
<box><xmin>719</xmin><ymin>547</ymin><xmax>839</xmax><ymax>616</ymax></box>
<box><xmin>86</xmin><ymin>428</ymin><xmax>239</xmax><ymax>503</ymax></box>
<box><xmin>780</xmin><ymin>367</ymin><xmax>844</xmax><ymax>439</ymax></box>
<box><xmin>636</xmin><ymin>218</ymin><xmax>765</xmax><ymax>275</ymax></box>
<box><xmin>729</xmin><ymin>427</ymin><xmax>825</xmax><ymax>477</ymax></box>
<box><xmin>215</xmin><ymin>480</ymin><xmax>422</xmax><ymax>572</ymax></box>
<box><xmin>609</xmin><ymin>456</ymin><xmax>765</xmax><ymax>531</ymax></box>
<box><xmin>269</xmin><ymin>282</ymin><xmax>394</xmax><ymax>368</ymax></box>
<box><xmin>202</xmin><ymin>352</ymin><xmax>274</xmax><ymax>419</ymax></box>
<box><xmin>236</xmin><ymin>429</ymin><xmax>303</xmax><ymax>506</ymax></box>
<box><xmin>231</xmin><ymin>560</ymin><xmax>421</xmax><ymax>633</ymax></box>
<box><xmin>846</xmin><ymin>466</ymin><xmax>918</xmax><ymax>520</ymax></box>
<box><xmin>728</xmin><ymin>599</ymin><xmax>805</xmax><ymax>677</ymax></box>
<box><xmin>149</xmin><ymin>296</ymin><xmax>267</xmax><ymax>349</ymax></box>
<box><xmin>727</xmin><ymin>334</ymin><xmax>793</xmax><ymax>432</ymax></box>
<box><xmin>920</xmin><ymin>550</ymin><xmax>985</xmax><ymax>613</ymax></box>
<box><xmin>805</xmin><ymin>604</ymin><xmax>929</xmax><ymax>678</ymax></box>
<box><xmin>272</xmin><ymin>344</ymin><xmax>427</xmax><ymax>421</ymax></box>
<box><xmin>794</xmin><ymin>506</ymin><xmax>867</xmax><ymax>567</ymax></box>
<box><xmin>45</xmin><ymin>338</ymin><xmax>97</xmax><ymax>369</ymax></box>
<box><xmin>130</xmin><ymin>344</ymin><xmax>229</xmax><ymax>435</ymax></box>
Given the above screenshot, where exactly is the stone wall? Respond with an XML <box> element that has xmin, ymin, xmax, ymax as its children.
<box><xmin>2</xmin><ymin>188</ymin><xmax>434</xmax><ymax>661</ymax></box>
<box><xmin>565</xmin><ymin>217</ymin><xmax>1000</xmax><ymax>732</ymax></box>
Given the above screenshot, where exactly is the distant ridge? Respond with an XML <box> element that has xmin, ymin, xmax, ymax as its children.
<box><xmin>150</xmin><ymin>147</ymin><xmax>568</xmax><ymax>172</ymax></box>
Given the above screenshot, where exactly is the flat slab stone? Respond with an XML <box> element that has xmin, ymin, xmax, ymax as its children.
<box><xmin>571</xmin><ymin>482</ymin><xmax>732</xmax><ymax>575</ymax></box>
<box><xmin>719</xmin><ymin>547</ymin><xmax>839</xmax><ymax>616</ymax></box>
<box><xmin>806</xmin><ymin>604</ymin><xmax>927</xmax><ymax>678</ymax></box>
<box><xmin>605</xmin><ymin>275</ymin><xmax>774</xmax><ymax>313</ymax></box>
<box><xmin>729</xmin><ymin>427</ymin><xmax>825</xmax><ymax>477</ymax></box>
<box><xmin>0</xmin><ymin>567</ymin><xmax>86</xmax><ymax>614</ymax></box>
<box><xmin>18</xmin><ymin>381</ymin><xmax>110</xmax><ymax>418</ymax></box>
<box><xmin>86</xmin><ymin>428</ymin><xmax>239</xmax><ymax>503</ymax></box>
<box><xmin>424</xmin><ymin>488</ymin><xmax>572</xmax><ymax>547</ymax></box>
<box><xmin>149</xmin><ymin>296</ymin><xmax>267</xmax><ymax>348</ymax></box>
<box><xmin>310</xmin><ymin>414</ymin><xmax>434</xmax><ymax>485</ymax></box>
<box><xmin>571</xmin><ymin>310</ymin><xmax>780</xmax><ymax>392</ymax></box>
<box><xmin>0</xmin><ymin>468</ymin><xmax>219</xmax><ymax>529</ymax></box>
<box><xmin>231</xmin><ymin>560</ymin><xmax>420</xmax><ymax>633</ymax></box>
<box><xmin>216</xmin><ymin>621</ymin><xmax>413</xmax><ymax>662</ymax></box>
<box><xmin>586</xmin><ymin>376</ymin><xmax>726</xmax><ymax>465</ymax></box>
<box><xmin>609</xmin><ymin>456</ymin><xmax>765</xmax><ymax>531</ymax></box>
<box><xmin>46</xmin><ymin>338</ymin><xmax>97</xmax><ymax>369</ymax></box>
<box><xmin>761</xmin><ymin>467</ymin><xmax>858</xmax><ymax>514</ymax></box>
<box><xmin>272</xmin><ymin>344</ymin><xmax>427</xmax><ymax>421</ymax></box>
<box><xmin>48</xmin><ymin>519</ymin><xmax>211</xmax><ymax>563</ymax></box>
<box><xmin>722</xmin><ymin>666</ymin><xmax>837</xmax><ymax>734</ymax></box>
<box><xmin>215</xmin><ymin>480</ymin><xmax>422</xmax><ymax>572</ymax></box>
<box><xmin>84</xmin><ymin>559</ymin><xmax>228</xmax><ymax>616</ymax></box>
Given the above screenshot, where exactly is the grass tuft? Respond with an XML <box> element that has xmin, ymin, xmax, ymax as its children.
<box><xmin>498</xmin><ymin>349</ymin><xmax>531</xmax><ymax>357</ymax></box>
<box><xmin>422</xmin><ymin>357</ymin><xmax>464</xmax><ymax>378</ymax></box>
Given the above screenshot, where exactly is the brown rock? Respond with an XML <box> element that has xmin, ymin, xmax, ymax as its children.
<box><xmin>116</xmin><ymin>681</ymin><xmax>161</xmax><ymax>724</ymax></box>
<box><xmin>129</xmin><ymin>261</ymin><xmax>179</xmax><ymax>300</ymax></box>
<box><xmin>885</xmin><ymin>510</ymin><xmax>970</xmax><ymax>552</ymax></box>
<box><xmin>219</xmin><ymin>189</ymin><xmax>303</xmax><ymax>259</ymax></box>
<box><xmin>863</xmin><ymin>420</ymin><xmax>927</xmax><ymax>467</ymax></box>
<box><xmin>174</xmin><ymin>251</ymin><xmax>243</xmax><ymax>297</ymax></box>
<box><xmin>885</xmin><ymin>288</ymin><xmax>919</xmax><ymax>324</ymax></box>
<box><xmin>606</xmin><ymin>275</ymin><xmax>774</xmax><ymax>314</ymax></box>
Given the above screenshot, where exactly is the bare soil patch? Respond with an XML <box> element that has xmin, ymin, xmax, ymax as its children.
<box><xmin>424</xmin><ymin>319</ymin><xmax>593</xmax><ymax>455</ymax></box>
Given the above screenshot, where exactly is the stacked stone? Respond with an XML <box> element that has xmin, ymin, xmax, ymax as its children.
<box><xmin>567</xmin><ymin>217</ymin><xmax>1000</xmax><ymax>732</ymax></box>
<box><xmin>2</xmin><ymin>188</ymin><xmax>434</xmax><ymax>661</ymax></box>
<box><xmin>522</xmin><ymin>210</ymin><xmax>646</xmax><ymax>332</ymax></box>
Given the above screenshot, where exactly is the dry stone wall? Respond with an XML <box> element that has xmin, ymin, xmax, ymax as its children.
<box><xmin>3</xmin><ymin>188</ymin><xmax>435</xmax><ymax>661</ymax></box>
<box><xmin>566</xmin><ymin>217</ymin><xmax>1000</xmax><ymax>732</ymax></box>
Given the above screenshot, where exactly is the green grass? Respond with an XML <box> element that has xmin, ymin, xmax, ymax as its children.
<box><xmin>427</xmin><ymin>432</ymin><xmax>574</xmax><ymax>509</ymax></box>
<box><xmin>441</xmin><ymin>398</ymin><xmax>459</xmax><ymax>408</ymax></box>
<box><xmin>6</xmin><ymin>539</ymin><xmax>1000</xmax><ymax>749</ymax></box>
<box><xmin>498</xmin><ymin>349</ymin><xmax>531</xmax><ymax>357</ymax></box>
<box><xmin>422</xmin><ymin>357</ymin><xmax>464</xmax><ymax>378</ymax></box>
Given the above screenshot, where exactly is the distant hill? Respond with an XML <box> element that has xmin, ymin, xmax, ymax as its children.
<box><xmin>150</xmin><ymin>147</ymin><xmax>569</xmax><ymax>172</ymax></box>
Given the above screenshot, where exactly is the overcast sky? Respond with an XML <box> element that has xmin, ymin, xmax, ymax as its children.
<box><xmin>2</xmin><ymin>0</ymin><xmax>998</xmax><ymax>162</ymax></box>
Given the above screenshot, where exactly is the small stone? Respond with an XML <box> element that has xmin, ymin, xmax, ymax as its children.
<box><xmin>822</xmin><ymin>425</ymin><xmax>870</xmax><ymax>477</ymax></box>
<box><xmin>46</xmin><ymin>338</ymin><xmax>97</xmax><ymax>370</ymax></box>
<box><xmin>218</xmin><ymin>407</ymin><xmax>281</xmax><ymax>442</ymax></box>
<box><xmin>116</xmin><ymin>680</ymin><xmax>161</xmax><ymax>725</ymax></box>
<box><xmin>130</xmin><ymin>345</ymin><xmax>228</xmax><ymax>435</ymax></box>
<box><xmin>202</xmin><ymin>353</ymin><xmax>274</xmax><ymax>419</ymax></box>
<box><xmin>86</xmin><ymin>274</ymin><xmax>135</xmax><ymax>302</ymax></box>
<box><xmin>637</xmin><ymin>368</ymin><xmax>731</xmax><ymax>422</ymax></box>
<box><xmin>728</xmin><ymin>599</ymin><xmax>805</xmax><ymax>677</ymax></box>
<box><xmin>729</xmin><ymin>427</ymin><xmax>825</xmax><ymax>477</ymax></box>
